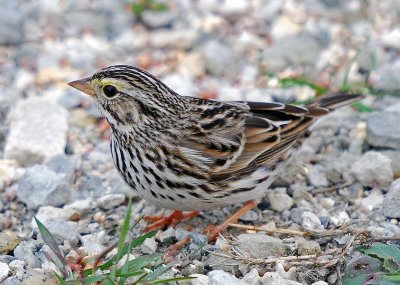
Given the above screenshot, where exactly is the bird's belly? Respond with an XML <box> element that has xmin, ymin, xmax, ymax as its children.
<box><xmin>110</xmin><ymin>141</ymin><xmax>290</xmax><ymax>211</ymax></box>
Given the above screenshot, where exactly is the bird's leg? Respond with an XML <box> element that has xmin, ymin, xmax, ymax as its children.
<box><xmin>164</xmin><ymin>200</ymin><xmax>257</xmax><ymax>258</ymax></box>
<box><xmin>144</xmin><ymin>210</ymin><xmax>199</xmax><ymax>232</ymax></box>
<box><xmin>204</xmin><ymin>200</ymin><xmax>257</xmax><ymax>241</ymax></box>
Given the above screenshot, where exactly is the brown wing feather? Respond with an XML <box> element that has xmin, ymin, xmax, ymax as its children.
<box><xmin>181</xmin><ymin>94</ymin><xmax>363</xmax><ymax>181</ymax></box>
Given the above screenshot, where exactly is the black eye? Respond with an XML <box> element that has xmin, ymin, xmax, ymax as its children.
<box><xmin>103</xmin><ymin>85</ymin><xmax>118</xmax><ymax>98</ymax></box>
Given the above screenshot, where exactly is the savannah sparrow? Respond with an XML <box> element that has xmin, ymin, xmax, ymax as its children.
<box><xmin>69</xmin><ymin>65</ymin><xmax>362</xmax><ymax>235</ymax></box>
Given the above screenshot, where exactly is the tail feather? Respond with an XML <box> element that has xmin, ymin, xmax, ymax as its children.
<box><xmin>307</xmin><ymin>93</ymin><xmax>365</xmax><ymax>110</ymax></box>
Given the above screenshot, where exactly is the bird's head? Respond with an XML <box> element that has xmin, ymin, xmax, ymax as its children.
<box><xmin>68</xmin><ymin>65</ymin><xmax>184</xmax><ymax>127</ymax></box>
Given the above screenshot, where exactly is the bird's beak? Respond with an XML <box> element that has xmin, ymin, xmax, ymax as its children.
<box><xmin>68</xmin><ymin>77</ymin><xmax>95</xmax><ymax>97</ymax></box>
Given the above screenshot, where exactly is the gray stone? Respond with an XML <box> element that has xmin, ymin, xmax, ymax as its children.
<box><xmin>18</xmin><ymin>165</ymin><xmax>71</xmax><ymax>209</ymax></box>
<box><xmin>260</xmin><ymin>271</ymin><xmax>302</xmax><ymax>285</ymax></box>
<box><xmin>3</xmin><ymin>276</ymin><xmax>21</xmax><ymax>285</ymax></box>
<box><xmin>383</xmin><ymin>179</ymin><xmax>400</xmax><ymax>218</ymax></box>
<box><xmin>202</xmin><ymin>40</ymin><xmax>237</xmax><ymax>77</ymax></box>
<box><xmin>298</xmin><ymin>240</ymin><xmax>321</xmax><ymax>256</ymax></box>
<box><xmin>268</xmin><ymin>188</ymin><xmax>293</xmax><ymax>212</ymax></box>
<box><xmin>301</xmin><ymin>212</ymin><xmax>324</xmax><ymax>231</ymax></box>
<box><xmin>381</xmin><ymin>150</ymin><xmax>400</xmax><ymax>178</ymax></box>
<box><xmin>46</xmin><ymin>155</ymin><xmax>76</xmax><ymax>183</ymax></box>
<box><xmin>307</xmin><ymin>164</ymin><xmax>329</xmax><ymax>187</ymax></box>
<box><xmin>4</xmin><ymin>97</ymin><xmax>68</xmax><ymax>165</ymax></box>
<box><xmin>189</xmin><ymin>274</ymin><xmax>209</xmax><ymax>285</ymax></box>
<box><xmin>141</xmin><ymin>237</ymin><xmax>157</xmax><ymax>254</ymax></box>
<box><xmin>37</xmin><ymin>219</ymin><xmax>79</xmax><ymax>244</ymax></box>
<box><xmin>311</xmin><ymin>282</ymin><xmax>328</xmax><ymax>285</ymax></box>
<box><xmin>208</xmin><ymin>270</ymin><xmax>246</xmax><ymax>285</ymax></box>
<box><xmin>216</xmin><ymin>0</ymin><xmax>250</xmax><ymax>17</ymax></box>
<box><xmin>97</xmin><ymin>194</ymin><xmax>125</xmax><ymax>210</ymax></box>
<box><xmin>77</xmin><ymin>174</ymin><xmax>105</xmax><ymax>198</ymax></box>
<box><xmin>367</xmin><ymin>112</ymin><xmax>400</xmax><ymax>149</ymax></box>
<box><xmin>242</xmin><ymin>268</ymin><xmax>261</xmax><ymax>285</ymax></box>
<box><xmin>13</xmin><ymin>241</ymin><xmax>41</xmax><ymax>268</ymax></box>
<box><xmin>371</xmin><ymin>60</ymin><xmax>400</xmax><ymax>91</ymax></box>
<box><xmin>381</xmin><ymin>29</ymin><xmax>400</xmax><ymax>50</ymax></box>
<box><xmin>150</xmin><ymin>29</ymin><xmax>198</xmax><ymax>49</ymax></box>
<box><xmin>0</xmin><ymin>3</ymin><xmax>24</xmax><ymax>45</ymax></box>
<box><xmin>239</xmin><ymin>210</ymin><xmax>259</xmax><ymax>222</ymax></box>
<box><xmin>255</xmin><ymin>0</ymin><xmax>283</xmax><ymax>20</ymax></box>
<box><xmin>351</xmin><ymin>151</ymin><xmax>393</xmax><ymax>188</ymax></box>
<box><xmin>36</xmin><ymin>206</ymin><xmax>80</xmax><ymax>222</ymax></box>
<box><xmin>141</xmin><ymin>10</ymin><xmax>179</xmax><ymax>28</ymax></box>
<box><xmin>160</xmin><ymin>227</ymin><xmax>176</xmax><ymax>243</ymax></box>
<box><xmin>0</xmin><ymin>262</ymin><xmax>10</xmax><ymax>283</ymax></box>
<box><xmin>262</xmin><ymin>34</ymin><xmax>321</xmax><ymax>72</ymax></box>
<box><xmin>238</xmin><ymin>234</ymin><xmax>284</xmax><ymax>259</ymax></box>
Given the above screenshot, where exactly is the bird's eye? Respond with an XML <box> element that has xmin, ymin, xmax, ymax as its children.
<box><xmin>103</xmin><ymin>85</ymin><xmax>118</xmax><ymax>98</ymax></box>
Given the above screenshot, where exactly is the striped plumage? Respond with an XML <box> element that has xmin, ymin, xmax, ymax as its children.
<box><xmin>69</xmin><ymin>65</ymin><xmax>363</xmax><ymax>211</ymax></box>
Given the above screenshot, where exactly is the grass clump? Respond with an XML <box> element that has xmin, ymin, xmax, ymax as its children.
<box><xmin>35</xmin><ymin>199</ymin><xmax>192</xmax><ymax>284</ymax></box>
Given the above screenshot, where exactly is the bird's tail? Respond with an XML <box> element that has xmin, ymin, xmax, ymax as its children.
<box><xmin>304</xmin><ymin>93</ymin><xmax>364</xmax><ymax>117</ymax></box>
<box><xmin>307</xmin><ymin>93</ymin><xmax>364</xmax><ymax>110</ymax></box>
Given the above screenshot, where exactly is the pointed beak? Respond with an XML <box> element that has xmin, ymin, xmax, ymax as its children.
<box><xmin>68</xmin><ymin>77</ymin><xmax>95</xmax><ymax>97</ymax></box>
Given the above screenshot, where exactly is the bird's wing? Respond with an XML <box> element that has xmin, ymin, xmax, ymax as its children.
<box><xmin>180</xmin><ymin>94</ymin><xmax>362</xmax><ymax>181</ymax></box>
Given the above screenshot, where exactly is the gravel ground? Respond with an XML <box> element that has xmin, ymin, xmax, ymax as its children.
<box><xmin>0</xmin><ymin>0</ymin><xmax>400</xmax><ymax>284</ymax></box>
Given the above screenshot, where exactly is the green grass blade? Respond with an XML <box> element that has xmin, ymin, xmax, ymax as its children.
<box><xmin>118</xmin><ymin>198</ymin><xmax>132</xmax><ymax>256</ymax></box>
<box><xmin>82</xmin><ymin>275</ymin><xmax>108</xmax><ymax>284</ymax></box>
<box><xmin>35</xmin><ymin>217</ymin><xmax>70</xmax><ymax>276</ymax></box>
<box><xmin>97</xmin><ymin>230</ymin><xmax>157</xmax><ymax>271</ymax></box>
<box><xmin>54</xmin><ymin>272</ymin><xmax>68</xmax><ymax>285</ymax></box>
<box><xmin>145</xmin><ymin>277</ymin><xmax>196</xmax><ymax>284</ymax></box>
<box><xmin>352</xmin><ymin>102</ymin><xmax>373</xmax><ymax>113</ymax></box>
<box><xmin>116</xmin><ymin>270</ymin><xmax>146</xmax><ymax>278</ymax></box>
<box><xmin>115</xmin><ymin>254</ymin><xmax>162</xmax><ymax>276</ymax></box>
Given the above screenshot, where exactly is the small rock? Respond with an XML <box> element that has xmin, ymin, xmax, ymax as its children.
<box><xmin>217</xmin><ymin>0</ymin><xmax>250</xmax><ymax>17</ymax></box>
<box><xmin>0</xmin><ymin>262</ymin><xmax>10</xmax><ymax>282</ymax></box>
<box><xmin>4</xmin><ymin>97</ymin><xmax>68</xmax><ymax>166</ymax></box>
<box><xmin>371</xmin><ymin>60</ymin><xmax>400</xmax><ymax>92</ymax></box>
<box><xmin>141</xmin><ymin>237</ymin><xmax>157</xmax><ymax>254</ymax></box>
<box><xmin>0</xmin><ymin>231</ymin><xmax>21</xmax><ymax>254</ymax></box>
<box><xmin>150</xmin><ymin>29</ymin><xmax>198</xmax><ymax>49</ymax></box>
<box><xmin>239</xmin><ymin>210</ymin><xmax>259</xmax><ymax>222</ymax></box>
<box><xmin>298</xmin><ymin>240</ymin><xmax>321</xmax><ymax>256</ymax></box>
<box><xmin>242</xmin><ymin>268</ymin><xmax>261</xmax><ymax>285</ymax></box>
<box><xmin>381</xmin><ymin>151</ymin><xmax>400</xmax><ymax>178</ymax></box>
<box><xmin>381</xmin><ymin>29</ymin><xmax>400</xmax><ymax>50</ymax></box>
<box><xmin>37</xmin><ymin>206</ymin><xmax>80</xmax><ymax>222</ymax></box>
<box><xmin>351</xmin><ymin>151</ymin><xmax>393</xmax><ymax>187</ymax></box>
<box><xmin>46</xmin><ymin>155</ymin><xmax>76</xmax><ymax>183</ymax></box>
<box><xmin>260</xmin><ymin>271</ymin><xmax>302</xmax><ymax>285</ymax></box>
<box><xmin>270</xmin><ymin>16</ymin><xmax>301</xmax><ymax>40</ymax></box>
<box><xmin>383</xmin><ymin>179</ymin><xmax>400</xmax><ymax>218</ymax></box>
<box><xmin>202</xmin><ymin>40</ymin><xmax>237</xmax><ymax>77</ymax></box>
<box><xmin>3</xmin><ymin>276</ymin><xmax>20</xmax><ymax>285</ymax></box>
<box><xmin>17</xmin><ymin>165</ymin><xmax>71</xmax><ymax>209</ymax></box>
<box><xmin>178</xmin><ymin>52</ymin><xmax>205</xmax><ymax>78</ymax></box>
<box><xmin>141</xmin><ymin>10</ymin><xmax>178</xmax><ymax>28</ymax></box>
<box><xmin>360</xmin><ymin>189</ymin><xmax>384</xmax><ymax>212</ymax></box>
<box><xmin>182</xmin><ymin>261</ymin><xmax>205</xmax><ymax>276</ymax></box>
<box><xmin>238</xmin><ymin>234</ymin><xmax>284</xmax><ymax>259</ymax></box>
<box><xmin>190</xmin><ymin>274</ymin><xmax>209</xmax><ymax>285</ymax></box>
<box><xmin>35</xmin><ymin>219</ymin><xmax>79</xmax><ymax>244</ymax></box>
<box><xmin>208</xmin><ymin>270</ymin><xmax>246</xmax><ymax>285</ymax></box>
<box><xmin>268</xmin><ymin>188</ymin><xmax>293</xmax><ymax>212</ymax></box>
<box><xmin>81</xmin><ymin>234</ymin><xmax>103</xmax><ymax>255</ymax></box>
<box><xmin>302</xmin><ymin>212</ymin><xmax>324</xmax><ymax>231</ymax></box>
<box><xmin>330</xmin><ymin>211</ymin><xmax>351</xmax><ymax>227</ymax></box>
<box><xmin>175</xmin><ymin>228</ymin><xmax>189</xmax><ymax>241</ymax></box>
<box><xmin>159</xmin><ymin>227</ymin><xmax>176</xmax><ymax>243</ymax></box>
<box><xmin>97</xmin><ymin>194</ymin><xmax>125</xmax><ymax>210</ymax></box>
<box><xmin>311</xmin><ymin>282</ymin><xmax>328</xmax><ymax>285</ymax></box>
<box><xmin>367</xmin><ymin>112</ymin><xmax>400</xmax><ymax>149</ymax></box>
<box><xmin>8</xmin><ymin>260</ymin><xmax>25</xmax><ymax>281</ymax></box>
<box><xmin>307</xmin><ymin>164</ymin><xmax>329</xmax><ymax>187</ymax></box>
<box><xmin>13</xmin><ymin>241</ymin><xmax>41</xmax><ymax>268</ymax></box>
<box><xmin>262</xmin><ymin>34</ymin><xmax>321</xmax><ymax>72</ymax></box>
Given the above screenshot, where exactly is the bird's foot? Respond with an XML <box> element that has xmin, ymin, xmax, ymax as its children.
<box><xmin>144</xmin><ymin>210</ymin><xmax>199</xmax><ymax>232</ymax></box>
<box><xmin>204</xmin><ymin>200</ymin><xmax>257</xmax><ymax>241</ymax></box>
<box><xmin>163</xmin><ymin>200</ymin><xmax>257</xmax><ymax>260</ymax></box>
